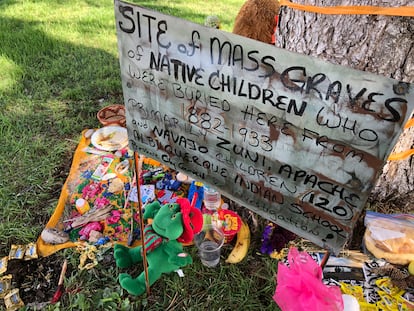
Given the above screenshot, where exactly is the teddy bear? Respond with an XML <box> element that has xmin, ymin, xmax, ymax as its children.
<box><xmin>113</xmin><ymin>197</ymin><xmax>203</xmax><ymax>296</ymax></box>
<box><xmin>232</xmin><ymin>0</ymin><xmax>280</xmax><ymax>44</ymax></box>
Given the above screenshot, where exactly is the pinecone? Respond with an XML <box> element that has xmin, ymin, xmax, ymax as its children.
<box><xmin>391</xmin><ymin>275</ymin><xmax>414</xmax><ymax>290</ymax></box>
<box><xmin>372</xmin><ymin>264</ymin><xmax>412</xmax><ymax>290</ymax></box>
<box><xmin>372</xmin><ymin>264</ymin><xmax>409</xmax><ymax>279</ymax></box>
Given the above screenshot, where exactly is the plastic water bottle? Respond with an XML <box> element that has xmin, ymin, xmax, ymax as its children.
<box><xmin>203</xmin><ymin>186</ymin><xmax>221</xmax><ymax>212</ymax></box>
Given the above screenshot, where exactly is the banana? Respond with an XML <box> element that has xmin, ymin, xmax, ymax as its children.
<box><xmin>225</xmin><ymin>220</ymin><xmax>251</xmax><ymax>264</ymax></box>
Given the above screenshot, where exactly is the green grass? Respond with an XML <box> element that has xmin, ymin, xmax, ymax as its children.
<box><xmin>56</xmin><ymin>238</ymin><xmax>280</xmax><ymax>310</ymax></box>
<box><xmin>0</xmin><ymin>0</ymin><xmax>282</xmax><ymax>310</ymax></box>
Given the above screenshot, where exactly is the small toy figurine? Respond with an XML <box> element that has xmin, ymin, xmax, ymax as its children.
<box><xmin>113</xmin><ymin>198</ymin><xmax>203</xmax><ymax>295</ymax></box>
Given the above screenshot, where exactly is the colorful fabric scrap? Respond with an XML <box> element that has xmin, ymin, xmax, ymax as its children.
<box><xmin>36</xmin><ymin>129</ymin><xmax>139</xmax><ymax>257</ymax></box>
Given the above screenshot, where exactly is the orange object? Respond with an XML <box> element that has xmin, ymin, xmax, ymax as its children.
<box><xmin>278</xmin><ymin>0</ymin><xmax>414</xmax><ymax>17</ymax></box>
<box><xmin>388</xmin><ymin>118</ymin><xmax>414</xmax><ymax>161</ymax></box>
<box><xmin>404</xmin><ymin>118</ymin><xmax>414</xmax><ymax>129</ymax></box>
<box><xmin>36</xmin><ymin>129</ymin><xmax>139</xmax><ymax>257</ymax></box>
<box><xmin>388</xmin><ymin>149</ymin><xmax>414</xmax><ymax>161</ymax></box>
<box><xmin>97</xmin><ymin>104</ymin><xmax>126</xmax><ymax>127</ymax></box>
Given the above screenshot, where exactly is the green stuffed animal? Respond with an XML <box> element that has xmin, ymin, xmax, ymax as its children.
<box><xmin>114</xmin><ymin>197</ymin><xmax>203</xmax><ymax>296</ymax></box>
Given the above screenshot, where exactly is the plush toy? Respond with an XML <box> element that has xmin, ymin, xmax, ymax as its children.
<box><xmin>232</xmin><ymin>0</ymin><xmax>280</xmax><ymax>44</ymax></box>
<box><xmin>113</xmin><ymin>197</ymin><xmax>203</xmax><ymax>296</ymax></box>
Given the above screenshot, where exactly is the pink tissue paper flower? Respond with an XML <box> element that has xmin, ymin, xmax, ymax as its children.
<box><xmin>94</xmin><ymin>197</ymin><xmax>110</xmax><ymax>209</ymax></box>
<box><xmin>107</xmin><ymin>210</ymin><xmax>122</xmax><ymax>224</ymax></box>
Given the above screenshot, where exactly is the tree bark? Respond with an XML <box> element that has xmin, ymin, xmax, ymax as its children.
<box><xmin>276</xmin><ymin>0</ymin><xmax>414</xmax><ymax>212</ymax></box>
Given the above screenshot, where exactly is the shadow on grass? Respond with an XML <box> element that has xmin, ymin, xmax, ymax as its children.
<box><xmin>0</xmin><ymin>10</ymin><xmax>124</xmax><ymax>249</ymax></box>
<box><xmin>0</xmin><ymin>1</ymin><xmax>232</xmax><ymax>103</ymax></box>
<box><xmin>0</xmin><ymin>0</ymin><xmax>226</xmax><ymax>245</ymax></box>
<box><xmin>0</xmin><ymin>16</ymin><xmax>121</xmax><ymax>103</ymax></box>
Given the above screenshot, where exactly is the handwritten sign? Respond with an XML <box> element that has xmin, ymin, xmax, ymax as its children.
<box><xmin>114</xmin><ymin>0</ymin><xmax>414</xmax><ymax>254</ymax></box>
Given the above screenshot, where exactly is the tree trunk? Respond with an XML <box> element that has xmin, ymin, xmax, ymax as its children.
<box><xmin>276</xmin><ymin>0</ymin><xmax>414</xmax><ymax>212</ymax></box>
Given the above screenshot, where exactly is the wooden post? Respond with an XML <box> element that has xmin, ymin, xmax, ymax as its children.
<box><xmin>133</xmin><ymin>152</ymin><xmax>151</xmax><ymax>296</ymax></box>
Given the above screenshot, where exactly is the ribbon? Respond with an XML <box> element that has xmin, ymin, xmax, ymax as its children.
<box><xmin>388</xmin><ymin>118</ymin><xmax>414</xmax><ymax>161</ymax></box>
<box><xmin>279</xmin><ymin>0</ymin><xmax>414</xmax><ymax>17</ymax></box>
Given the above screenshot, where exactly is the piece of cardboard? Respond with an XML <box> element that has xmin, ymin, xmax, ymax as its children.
<box><xmin>114</xmin><ymin>1</ymin><xmax>414</xmax><ymax>253</ymax></box>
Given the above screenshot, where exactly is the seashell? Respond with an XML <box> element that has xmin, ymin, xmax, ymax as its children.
<box><xmin>176</xmin><ymin>172</ymin><xmax>194</xmax><ymax>184</ymax></box>
<box><xmin>84</xmin><ymin>129</ymin><xmax>95</xmax><ymax>139</ymax></box>
<box><xmin>41</xmin><ymin>228</ymin><xmax>70</xmax><ymax>244</ymax></box>
<box><xmin>107</xmin><ymin>178</ymin><xmax>124</xmax><ymax>193</ymax></box>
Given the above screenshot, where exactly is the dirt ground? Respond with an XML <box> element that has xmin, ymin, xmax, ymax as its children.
<box><xmin>5</xmin><ymin>253</ymin><xmax>64</xmax><ymax>308</ymax></box>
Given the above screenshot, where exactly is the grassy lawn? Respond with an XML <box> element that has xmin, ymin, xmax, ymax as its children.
<box><xmin>0</xmin><ymin>0</ymin><xmax>282</xmax><ymax>309</ymax></box>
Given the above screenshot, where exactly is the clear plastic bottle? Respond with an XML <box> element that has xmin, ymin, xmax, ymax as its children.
<box><xmin>203</xmin><ymin>186</ymin><xmax>221</xmax><ymax>212</ymax></box>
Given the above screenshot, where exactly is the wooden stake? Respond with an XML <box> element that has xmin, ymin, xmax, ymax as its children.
<box><xmin>133</xmin><ymin>152</ymin><xmax>151</xmax><ymax>296</ymax></box>
<box><xmin>51</xmin><ymin>259</ymin><xmax>68</xmax><ymax>303</ymax></box>
<box><xmin>320</xmin><ymin>251</ymin><xmax>330</xmax><ymax>269</ymax></box>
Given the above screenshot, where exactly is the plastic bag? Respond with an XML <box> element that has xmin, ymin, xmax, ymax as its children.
<box><xmin>273</xmin><ymin>247</ymin><xmax>344</xmax><ymax>311</ymax></box>
<box><xmin>364</xmin><ymin>211</ymin><xmax>414</xmax><ymax>265</ymax></box>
